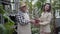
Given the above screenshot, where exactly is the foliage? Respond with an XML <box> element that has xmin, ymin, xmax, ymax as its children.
<box><xmin>0</xmin><ymin>24</ymin><xmax>7</xmax><ymax>34</ymax></box>
<box><xmin>0</xmin><ymin>6</ymin><xmax>15</xmax><ymax>34</ymax></box>
<box><xmin>51</xmin><ymin>0</ymin><xmax>60</xmax><ymax>34</ymax></box>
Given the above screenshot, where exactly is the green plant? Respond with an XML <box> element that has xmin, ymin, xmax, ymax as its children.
<box><xmin>0</xmin><ymin>24</ymin><xmax>7</xmax><ymax>34</ymax></box>
<box><xmin>0</xmin><ymin>6</ymin><xmax>15</xmax><ymax>34</ymax></box>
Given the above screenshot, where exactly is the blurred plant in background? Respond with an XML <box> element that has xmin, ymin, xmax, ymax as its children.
<box><xmin>0</xmin><ymin>5</ymin><xmax>15</xmax><ymax>34</ymax></box>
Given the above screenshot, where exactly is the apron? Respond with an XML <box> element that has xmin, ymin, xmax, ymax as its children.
<box><xmin>17</xmin><ymin>11</ymin><xmax>31</xmax><ymax>34</ymax></box>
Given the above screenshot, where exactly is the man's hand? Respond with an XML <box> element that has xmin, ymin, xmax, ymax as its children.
<box><xmin>30</xmin><ymin>18</ymin><xmax>40</xmax><ymax>26</ymax></box>
<box><xmin>30</xmin><ymin>19</ymin><xmax>35</xmax><ymax>24</ymax></box>
<box><xmin>33</xmin><ymin>18</ymin><xmax>40</xmax><ymax>26</ymax></box>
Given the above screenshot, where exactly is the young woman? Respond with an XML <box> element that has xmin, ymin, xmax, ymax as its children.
<box><xmin>35</xmin><ymin>3</ymin><xmax>53</xmax><ymax>34</ymax></box>
<box><xmin>39</xmin><ymin>3</ymin><xmax>53</xmax><ymax>34</ymax></box>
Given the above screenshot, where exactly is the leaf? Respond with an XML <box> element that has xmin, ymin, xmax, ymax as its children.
<box><xmin>0</xmin><ymin>7</ymin><xmax>5</xmax><ymax>15</ymax></box>
<box><xmin>3</xmin><ymin>14</ymin><xmax>15</xmax><ymax>23</ymax></box>
<box><xmin>0</xmin><ymin>24</ymin><xmax>7</xmax><ymax>34</ymax></box>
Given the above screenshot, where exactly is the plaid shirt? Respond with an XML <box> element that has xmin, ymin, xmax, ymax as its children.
<box><xmin>16</xmin><ymin>11</ymin><xmax>30</xmax><ymax>26</ymax></box>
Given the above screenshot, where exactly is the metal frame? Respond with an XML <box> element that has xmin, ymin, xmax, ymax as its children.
<box><xmin>0</xmin><ymin>14</ymin><xmax>4</xmax><ymax>24</ymax></box>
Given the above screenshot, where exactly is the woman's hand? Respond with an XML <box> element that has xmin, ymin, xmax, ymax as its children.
<box><xmin>33</xmin><ymin>18</ymin><xmax>40</xmax><ymax>26</ymax></box>
<box><xmin>30</xmin><ymin>18</ymin><xmax>41</xmax><ymax>26</ymax></box>
<box><xmin>34</xmin><ymin>18</ymin><xmax>40</xmax><ymax>23</ymax></box>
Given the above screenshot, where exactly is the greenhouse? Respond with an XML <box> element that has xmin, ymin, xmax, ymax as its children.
<box><xmin>0</xmin><ymin>0</ymin><xmax>60</xmax><ymax>34</ymax></box>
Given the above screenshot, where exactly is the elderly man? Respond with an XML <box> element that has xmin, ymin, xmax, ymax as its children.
<box><xmin>16</xmin><ymin>2</ymin><xmax>35</xmax><ymax>34</ymax></box>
